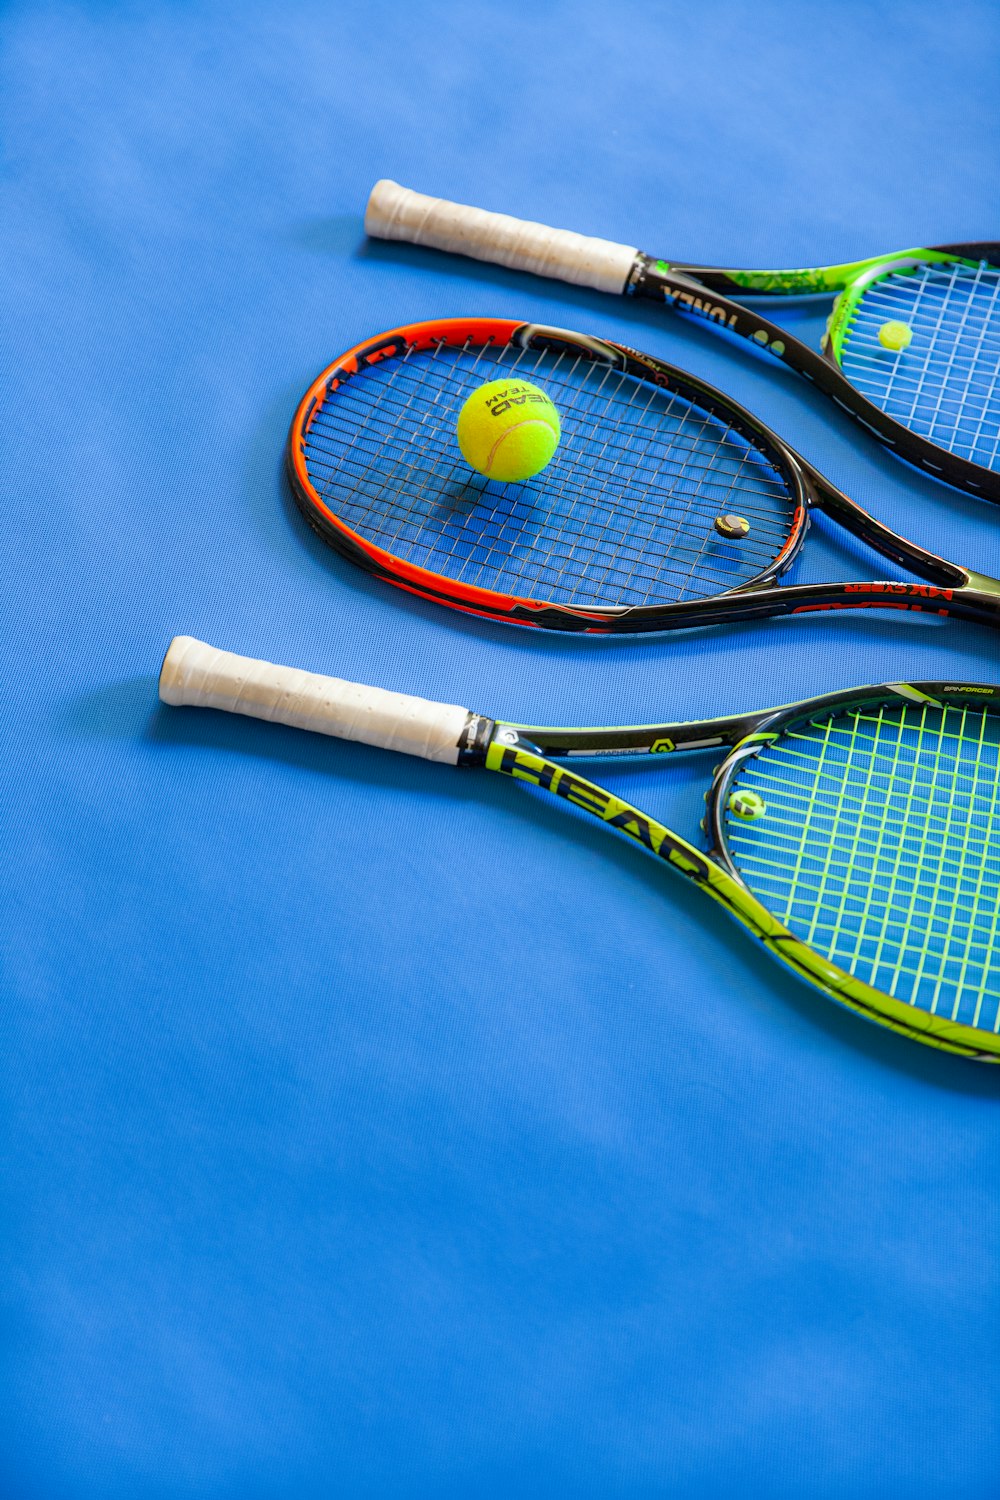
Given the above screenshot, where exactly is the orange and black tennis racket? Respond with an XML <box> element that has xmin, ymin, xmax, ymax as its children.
<box><xmin>287</xmin><ymin>316</ymin><xmax>1000</xmax><ymax>633</ymax></box>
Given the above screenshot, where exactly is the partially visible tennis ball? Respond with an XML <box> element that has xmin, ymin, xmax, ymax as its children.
<box><xmin>878</xmin><ymin>320</ymin><xmax>913</xmax><ymax>352</ymax></box>
<box><xmin>456</xmin><ymin>379</ymin><xmax>561</xmax><ymax>483</ymax></box>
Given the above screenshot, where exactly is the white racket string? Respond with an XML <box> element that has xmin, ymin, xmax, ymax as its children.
<box><xmin>300</xmin><ymin>336</ymin><xmax>797</xmax><ymax>608</ymax></box>
<box><xmin>840</xmin><ymin>261</ymin><xmax>1000</xmax><ymax>469</ymax></box>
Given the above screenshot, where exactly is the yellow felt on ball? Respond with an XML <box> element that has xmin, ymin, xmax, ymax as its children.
<box><xmin>456</xmin><ymin>379</ymin><xmax>561</xmax><ymax>483</ymax></box>
<box><xmin>878</xmin><ymin>319</ymin><xmax>913</xmax><ymax>352</ymax></box>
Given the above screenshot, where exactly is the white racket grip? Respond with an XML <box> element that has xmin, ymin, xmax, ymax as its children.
<box><xmin>365</xmin><ymin>179</ymin><xmax>638</xmax><ymax>296</ymax></box>
<box><xmin>159</xmin><ymin>637</ymin><xmax>472</xmax><ymax>765</ymax></box>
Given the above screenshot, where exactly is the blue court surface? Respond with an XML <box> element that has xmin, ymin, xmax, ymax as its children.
<box><xmin>4</xmin><ymin>3</ymin><xmax>1000</xmax><ymax>1496</ymax></box>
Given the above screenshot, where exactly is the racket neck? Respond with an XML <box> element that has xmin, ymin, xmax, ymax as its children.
<box><xmin>626</xmin><ymin>258</ymin><xmax>847</xmax><ymax>388</ymax></box>
<box><xmin>965</xmin><ymin>570</ymin><xmax>1000</xmax><ymax>598</ymax></box>
<box><xmin>652</xmin><ymin>260</ymin><xmax>861</xmax><ymax>297</ymax></box>
<box><xmin>492</xmin><ymin>717</ymin><xmax>766</xmax><ymax>759</ymax></box>
<box><xmin>664</xmin><ymin>248</ymin><xmax>989</xmax><ymax>299</ymax></box>
<box><xmin>484</xmin><ymin>736</ymin><xmax>718</xmax><ymax>883</ymax></box>
<box><xmin>800</xmin><ymin>465</ymin><xmax>979</xmax><ymax>590</ymax></box>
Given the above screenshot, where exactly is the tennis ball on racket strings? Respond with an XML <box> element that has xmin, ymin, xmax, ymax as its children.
<box><xmin>456</xmin><ymin>379</ymin><xmax>561</xmax><ymax>483</ymax></box>
<box><xmin>878</xmin><ymin>320</ymin><xmax>913</xmax><ymax>352</ymax></box>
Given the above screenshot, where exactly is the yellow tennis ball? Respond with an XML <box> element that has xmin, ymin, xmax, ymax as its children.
<box><xmin>878</xmin><ymin>319</ymin><xmax>913</xmax><ymax>352</ymax></box>
<box><xmin>456</xmin><ymin>379</ymin><xmax>561</xmax><ymax>483</ymax></box>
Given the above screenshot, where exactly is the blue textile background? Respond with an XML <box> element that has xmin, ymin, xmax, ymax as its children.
<box><xmin>3</xmin><ymin>2</ymin><xmax>1000</xmax><ymax>1495</ymax></box>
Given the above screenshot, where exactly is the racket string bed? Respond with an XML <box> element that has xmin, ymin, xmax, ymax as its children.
<box><xmin>478</xmin><ymin>348</ymin><xmax>673</xmax><ymax>597</ymax></box>
<box><xmin>724</xmin><ymin>703</ymin><xmax>1000</xmax><ymax>1027</ymax></box>
<box><xmin>305</xmin><ymin>348</ymin><xmax>791</xmax><ymax>600</ymax></box>
<box><xmin>310</xmin><ymin>349</ymin><xmax>794</xmax><ymax>510</ymax></box>
<box><xmin>741</xmin><ymin>712</ymin><xmax>1000</xmax><ymax>919</ymax></box>
<box><xmin>515</xmin><ymin>357</ymin><xmax>768</xmax><ymax>602</ymax></box>
<box><xmin>528</xmin><ymin>358</ymin><xmax>712</xmax><ymax>599</ymax></box>
<box><xmin>840</xmin><ymin>261</ymin><xmax>1000</xmax><ymax>468</ymax></box>
<box><xmin>894</xmin><ymin>265</ymin><xmax>1000</xmax><ymax>464</ymax></box>
<box><xmin>744</xmin><ymin>716</ymin><xmax>1000</xmax><ymax>1018</ymax></box>
<box><xmin>846</xmin><ymin>265</ymin><xmax>1000</xmax><ymax>366</ymax></box>
<box><xmin>327</xmin><ymin>337</ymin><xmax>508</xmax><ymax>567</ymax></box>
<box><xmin>834</xmin><ymin>709</ymin><xmax>989</xmax><ymax>1007</ymax></box>
<box><xmin>301</xmin><ymin>336</ymin><xmax>797</xmax><ymax>608</ymax></box>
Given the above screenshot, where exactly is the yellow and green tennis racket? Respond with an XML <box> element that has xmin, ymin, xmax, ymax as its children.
<box><xmin>161</xmin><ymin>636</ymin><xmax>1000</xmax><ymax>1061</ymax></box>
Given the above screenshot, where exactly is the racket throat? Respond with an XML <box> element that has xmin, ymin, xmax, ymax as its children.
<box><xmin>457</xmin><ymin>711</ymin><xmax>497</xmax><ymax>765</ymax></box>
<box><xmin>628</xmin><ymin>259</ymin><xmax>741</xmax><ymax>333</ymax></box>
<box><xmin>627</xmin><ymin>257</ymin><xmax>798</xmax><ymax>367</ymax></box>
<box><xmin>965</xmin><ymin>569</ymin><xmax>1000</xmax><ymax>600</ymax></box>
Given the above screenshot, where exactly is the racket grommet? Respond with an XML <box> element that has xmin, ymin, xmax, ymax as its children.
<box><xmin>714</xmin><ymin>514</ymin><xmax>751</xmax><ymax>540</ymax></box>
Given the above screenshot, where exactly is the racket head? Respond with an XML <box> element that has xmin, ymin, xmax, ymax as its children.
<box><xmin>825</xmin><ymin>247</ymin><xmax>1000</xmax><ymax>492</ymax></box>
<box><xmin>287</xmin><ymin>317</ymin><xmax>809</xmax><ymax>631</ymax></box>
<box><xmin>706</xmin><ymin>682</ymin><xmax>1000</xmax><ymax>1057</ymax></box>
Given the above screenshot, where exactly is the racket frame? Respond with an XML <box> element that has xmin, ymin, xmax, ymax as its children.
<box><xmin>287</xmin><ymin>315</ymin><xmax>1000</xmax><ymax>634</ymax></box>
<box><xmin>480</xmin><ymin>680</ymin><xmax>1000</xmax><ymax>1061</ymax></box>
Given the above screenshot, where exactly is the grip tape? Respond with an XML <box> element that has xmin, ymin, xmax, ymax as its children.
<box><xmin>365</xmin><ymin>179</ymin><xmax>638</xmax><ymax>296</ymax></box>
<box><xmin>159</xmin><ymin>637</ymin><xmax>471</xmax><ymax>764</ymax></box>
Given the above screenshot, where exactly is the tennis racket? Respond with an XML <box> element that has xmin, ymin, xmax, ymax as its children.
<box><xmin>160</xmin><ymin>636</ymin><xmax>1000</xmax><ymax>1061</ymax></box>
<box><xmin>287</xmin><ymin>315</ymin><xmax>1000</xmax><ymax>632</ymax></box>
<box><xmin>365</xmin><ymin>181</ymin><xmax>1000</xmax><ymax>505</ymax></box>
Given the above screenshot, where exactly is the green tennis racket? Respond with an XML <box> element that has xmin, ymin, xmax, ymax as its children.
<box><xmin>160</xmin><ymin>636</ymin><xmax>1000</xmax><ymax>1061</ymax></box>
<box><xmin>366</xmin><ymin>181</ymin><xmax>1000</xmax><ymax>505</ymax></box>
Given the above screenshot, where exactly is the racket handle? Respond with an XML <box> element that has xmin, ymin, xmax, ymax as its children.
<box><xmin>365</xmin><ymin>179</ymin><xmax>638</xmax><ymax>296</ymax></box>
<box><xmin>159</xmin><ymin>637</ymin><xmax>472</xmax><ymax>765</ymax></box>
